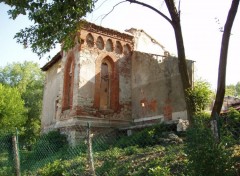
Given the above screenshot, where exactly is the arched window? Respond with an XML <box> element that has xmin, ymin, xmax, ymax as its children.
<box><xmin>62</xmin><ymin>56</ymin><xmax>74</xmax><ymax>111</ymax></box>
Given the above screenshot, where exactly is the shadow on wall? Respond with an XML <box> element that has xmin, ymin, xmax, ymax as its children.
<box><xmin>58</xmin><ymin>52</ymin><xmax>132</xmax><ymax>123</ymax></box>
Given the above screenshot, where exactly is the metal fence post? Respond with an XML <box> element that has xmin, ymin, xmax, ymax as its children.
<box><xmin>12</xmin><ymin>129</ymin><xmax>21</xmax><ymax>176</ymax></box>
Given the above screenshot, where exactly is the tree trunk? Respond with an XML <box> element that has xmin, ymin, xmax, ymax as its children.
<box><xmin>211</xmin><ymin>0</ymin><xmax>239</xmax><ymax>118</ymax></box>
<box><xmin>127</xmin><ymin>0</ymin><xmax>193</xmax><ymax>124</ymax></box>
<box><xmin>165</xmin><ymin>0</ymin><xmax>193</xmax><ymax>124</ymax></box>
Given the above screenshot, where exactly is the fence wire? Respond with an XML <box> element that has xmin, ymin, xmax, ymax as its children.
<box><xmin>0</xmin><ymin>116</ymin><xmax>239</xmax><ymax>176</ymax></box>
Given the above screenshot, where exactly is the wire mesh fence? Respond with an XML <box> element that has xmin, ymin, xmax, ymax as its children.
<box><xmin>0</xmin><ymin>134</ymin><xmax>15</xmax><ymax>176</ymax></box>
<box><xmin>0</xmin><ymin>116</ymin><xmax>239</xmax><ymax>176</ymax></box>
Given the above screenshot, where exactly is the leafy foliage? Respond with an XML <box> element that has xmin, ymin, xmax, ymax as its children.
<box><xmin>185</xmin><ymin>115</ymin><xmax>235</xmax><ymax>176</ymax></box>
<box><xmin>0</xmin><ymin>61</ymin><xmax>44</xmax><ymax>146</ymax></box>
<box><xmin>148</xmin><ymin>166</ymin><xmax>170</xmax><ymax>176</ymax></box>
<box><xmin>226</xmin><ymin>84</ymin><xmax>236</xmax><ymax>97</ymax></box>
<box><xmin>21</xmin><ymin>131</ymin><xmax>68</xmax><ymax>172</ymax></box>
<box><xmin>225</xmin><ymin>81</ymin><xmax>240</xmax><ymax>97</ymax></box>
<box><xmin>0</xmin><ymin>61</ymin><xmax>44</xmax><ymax>93</ymax></box>
<box><xmin>34</xmin><ymin>157</ymin><xmax>86</xmax><ymax>176</ymax></box>
<box><xmin>2</xmin><ymin>0</ymin><xmax>96</xmax><ymax>57</ymax></box>
<box><xmin>32</xmin><ymin>131</ymin><xmax>68</xmax><ymax>159</ymax></box>
<box><xmin>0</xmin><ymin>84</ymin><xmax>26</xmax><ymax>134</ymax></box>
<box><xmin>236</xmin><ymin>82</ymin><xmax>240</xmax><ymax>97</ymax></box>
<box><xmin>186</xmin><ymin>79</ymin><xmax>213</xmax><ymax>114</ymax></box>
<box><xmin>115</xmin><ymin>123</ymin><xmax>174</xmax><ymax>148</ymax></box>
<box><xmin>222</xmin><ymin>108</ymin><xmax>240</xmax><ymax>139</ymax></box>
<box><xmin>0</xmin><ymin>119</ymin><xmax>237</xmax><ymax>175</ymax></box>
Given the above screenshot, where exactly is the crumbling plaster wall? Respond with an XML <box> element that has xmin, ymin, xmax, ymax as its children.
<box><xmin>41</xmin><ymin>59</ymin><xmax>62</xmax><ymax>131</ymax></box>
<box><xmin>42</xmin><ymin>27</ymin><xmax>135</xmax><ymax>134</ymax></box>
<box><xmin>57</xmin><ymin>47</ymin><xmax>81</xmax><ymax>120</ymax></box>
<box><xmin>131</xmin><ymin>52</ymin><xmax>193</xmax><ymax>122</ymax></box>
<box><xmin>127</xmin><ymin>28</ymin><xmax>166</xmax><ymax>56</ymax></box>
<box><xmin>76</xmin><ymin>29</ymin><xmax>133</xmax><ymax>120</ymax></box>
<box><xmin>41</xmin><ymin>23</ymin><xmax>194</xmax><ymax>135</ymax></box>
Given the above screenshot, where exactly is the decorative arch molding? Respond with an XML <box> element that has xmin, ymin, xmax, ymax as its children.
<box><xmin>84</xmin><ymin>31</ymin><xmax>132</xmax><ymax>57</ymax></box>
<box><xmin>115</xmin><ymin>41</ymin><xmax>123</xmax><ymax>54</ymax></box>
<box><xmin>106</xmin><ymin>39</ymin><xmax>113</xmax><ymax>52</ymax></box>
<box><xmin>96</xmin><ymin>36</ymin><xmax>104</xmax><ymax>50</ymax></box>
<box><xmin>94</xmin><ymin>54</ymin><xmax>119</xmax><ymax>111</ymax></box>
<box><xmin>123</xmin><ymin>44</ymin><xmax>132</xmax><ymax>56</ymax></box>
<box><xmin>86</xmin><ymin>33</ymin><xmax>94</xmax><ymax>48</ymax></box>
<box><xmin>62</xmin><ymin>52</ymin><xmax>75</xmax><ymax>111</ymax></box>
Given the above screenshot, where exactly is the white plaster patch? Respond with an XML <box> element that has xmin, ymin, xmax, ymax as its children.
<box><xmin>80</xmin><ymin>65</ymin><xmax>95</xmax><ymax>86</ymax></box>
<box><xmin>172</xmin><ymin>110</ymin><xmax>188</xmax><ymax>120</ymax></box>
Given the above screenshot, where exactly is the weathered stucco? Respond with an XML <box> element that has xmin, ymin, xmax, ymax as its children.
<box><xmin>131</xmin><ymin>52</ymin><xmax>193</xmax><ymax>126</ymax></box>
<box><xmin>41</xmin><ymin>21</ymin><xmax>194</xmax><ymax>140</ymax></box>
<box><xmin>41</xmin><ymin>23</ymin><xmax>134</xmax><ymax>135</ymax></box>
<box><xmin>126</xmin><ymin>28</ymin><xmax>166</xmax><ymax>56</ymax></box>
<box><xmin>41</xmin><ymin>58</ymin><xmax>62</xmax><ymax>131</ymax></box>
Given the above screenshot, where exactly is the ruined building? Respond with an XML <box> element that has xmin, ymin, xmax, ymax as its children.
<box><xmin>41</xmin><ymin>22</ymin><xmax>194</xmax><ymax>143</ymax></box>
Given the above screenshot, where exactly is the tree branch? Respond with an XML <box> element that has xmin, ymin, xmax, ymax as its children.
<box><xmin>100</xmin><ymin>1</ymin><xmax>127</xmax><ymax>24</ymax></box>
<box><xmin>126</xmin><ymin>0</ymin><xmax>173</xmax><ymax>26</ymax></box>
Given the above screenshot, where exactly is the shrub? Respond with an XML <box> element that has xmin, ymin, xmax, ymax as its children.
<box><xmin>186</xmin><ymin>80</ymin><xmax>213</xmax><ymax>114</ymax></box>
<box><xmin>115</xmin><ymin>123</ymin><xmax>170</xmax><ymax>148</ymax></box>
<box><xmin>185</xmin><ymin>117</ymin><xmax>235</xmax><ymax>176</ymax></box>
<box><xmin>223</xmin><ymin>108</ymin><xmax>240</xmax><ymax>139</ymax></box>
<box><xmin>22</xmin><ymin>130</ymin><xmax>68</xmax><ymax>170</ymax></box>
<box><xmin>148</xmin><ymin>166</ymin><xmax>171</xmax><ymax>176</ymax></box>
<box><xmin>33</xmin><ymin>131</ymin><xmax>67</xmax><ymax>157</ymax></box>
<box><xmin>34</xmin><ymin>157</ymin><xmax>86</xmax><ymax>176</ymax></box>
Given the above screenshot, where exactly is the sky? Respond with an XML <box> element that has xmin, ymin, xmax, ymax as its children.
<box><xmin>0</xmin><ymin>0</ymin><xmax>240</xmax><ymax>89</ymax></box>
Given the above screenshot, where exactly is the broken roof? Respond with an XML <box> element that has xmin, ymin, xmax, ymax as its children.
<box><xmin>41</xmin><ymin>52</ymin><xmax>62</xmax><ymax>71</ymax></box>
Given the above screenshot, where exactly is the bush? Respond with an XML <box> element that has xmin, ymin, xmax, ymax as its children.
<box><xmin>21</xmin><ymin>130</ymin><xmax>68</xmax><ymax>171</ymax></box>
<box><xmin>115</xmin><ymin>123</ymin><xmax>170</xmax><ymax>148</ymax></box>
<box><xmin>223</xmin><ymin>108</ymin><xmax>240</xmax><ymax>139</ymax></box>
<box><xmin>186</xmin><ymin>80</ymin><xmax>213</xmax><ymax>114</ymax></box>
<box><xmin>30</xmin><ymin>157</ymin><xmax>87</xmax><ymax>176</ymax></box>
<box><xmin>33</xmin><ymin>131</ymin><xmax>67</xmax><ymax>157</ymax></box>
<box><xmin>148</xmin><ymin>166</ymin><xmax>170</xmax><ymax>176</ymax></box>
<box><xmin>185</xmin><ymin>117</ymin><xmax>235</xmax><ymax>176</ymax></box>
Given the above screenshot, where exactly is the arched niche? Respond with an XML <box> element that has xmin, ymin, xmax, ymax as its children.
<box><xmin>123</xmin><ymin>44</ymin><xmax>131</xmax><ymax>56</ymax></box>
<box><xmin>96</xmin><ymin>36</ymin><xmax>104</xmax><ymax>50</ymax></box>
<box><xmin>115</xmin><ymin>41</ymin><xmax>123</xmax><ymax>54</ymax></box>
<box><xmin>94</xmin><ymin>55</ymin><xmax>119</xmax><ymax>111</ymax></box>
<box><xmin>106</xmin><ymin>39</ymin><xmax>113</xmax><ymax>52</ymax></box>
<box><xmin>86</xmin><ymin>33</ymin><xmax>94</xmax><ymax>48</ymax></box>
<box><xmin>99</xmin><ymin>59</ymin><xmax>112</xmax><ymax>109</ymax></box>
<box><xmin>62</xmin><ymin>55</ymin><xmax>75</xmax><ymax>111</ymax></box>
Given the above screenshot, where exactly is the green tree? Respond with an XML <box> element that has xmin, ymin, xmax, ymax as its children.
<box><xmin>0</xmin><ymin>84</ymin><xmax>26</xmax><ymax>134</ymax></box>
<box><xmin>185</xmin><ymin>117</ymin><xmax>235</xmax><ymax>176</ymax></box>
<box><xmin>0</xmin><ymin>61</ymin><xmax>44</xmax><ymax>145</ymax></box>
<box><xmin>1</xmin><ymin>0</ymin><xmax>96</xmax><ymax>57</ymax></box>
<box><xmin>1</xmin><ymin>0</ymin><xmax>194</xmax><ymax>123</ymax></box>
<box><xmin>225</xmin><ymin>84</ymin><xmax>236</xmax><ymax>97</ymax></box>
<box><xmin>126</xmin><ymin>0</ymin><xmax>193</xmax><ymax>124</ymax></box>
<box><xmin>235</xmin><ymin>81</ymin><xmax>240</xmax><ymax>97</ymax></box>
<box><xmin>187</xmin><ymin>80</ymin><xmax>214</xmax><ymax>114</ymax></box>
<box><xmin>1</xmin><ymin>0</ymin><xmax>239</xmax><ymax>123</ymax></box>
<box><xmin>211</xmin><ymin>0</ymin><xmax>239</xmax><ymax>118</ymax></box>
